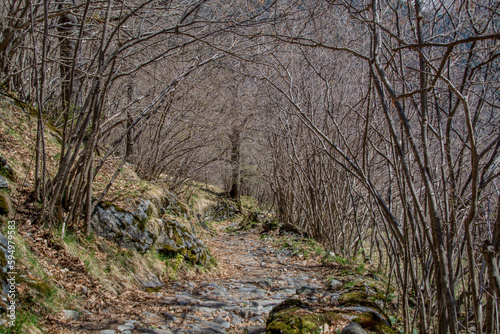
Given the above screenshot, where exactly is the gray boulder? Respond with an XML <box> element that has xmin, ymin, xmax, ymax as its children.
<box><xmin>279</xmin><ymin>222</ymin><xmax>309</xmax><ymax>238</ymax></box>
<box><xmin>62</xmin><ymin>309</ymin><xmax>81</xmax><ymax>320</ymax></box>
<box><xmin>0</xmin><ymin>233</ymin><xmax>10</xmax><ymax>299</ymax></box>
<box><xmin>91</xmin><ymin>200</ymin><xmax>210</xmax><ymax>266</ymax></box>
<box><xmin>341</xmin><ymin>322</ymin><xmax>368</xmax><ymax>334</ymax></box>
<box><xmin>135</xmin><ymin>270</ymin><xmax>164</xmax><ymax>291</ymax></box>
<box><xmin>91</xmin><ymin>204</ymin><xmax>155</xmax><ymax>253</ymax></box>
<box><xmin>0</xmin><ymin>176</ymin><xmax>8</xmax><ymax>189</ymax></box>
<box><xmin>204</xmin><ymin>201</ymin><xmax>238</xmax><ymax>221</ymax></box>
<box><xmin>329</xmin><ymin>278</ymin><xmax>343</xmax><ymax>290</ymax></box>
<box><xmin>155</xmin><ymin>218</ymin><xmax>211</xmax><ymax>266</ymax></box>
<box><xmin>0</xmin><ymin>156</ymin><xmax>13</xmax><ymax>179</ymax></box>
<box><xmin>0</xmin><ymin>192</ymin><xmax>11</xmax><ymax>217</ymax></box>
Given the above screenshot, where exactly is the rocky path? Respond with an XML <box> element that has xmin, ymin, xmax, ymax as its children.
<box><xmin>91</xmin><ymin>223</ymin><xmax>332</xmax><ymax>334</ymax></box>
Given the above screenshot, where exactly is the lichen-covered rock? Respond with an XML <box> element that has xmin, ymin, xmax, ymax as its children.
<box><xmin>262</xmin><ymin>219</ymin><xmax>280</xmax><ymax>232</ymax></box>
<box><xmin>0</xmin><ymin>233</ymin><xmax>11</xmax><ymax>312</ymax></box>
<box><xmin>266</xmin><ymin>299</ymin><xmax>343</xmax><ymax>334</ymax></box>
<box><xmin>91</xmin><ymin>204</ymin><xmax>156</xmax><ymax>253</ymax></box>
<box><xmin>204</xmin><ymin>201</ymin><xmax>238</xmax><ymax>221</ymax></box>
<box><xmin>239</xmin><ymin>211</ymin><xmax>274</xmax><ymax>231</ymax></box>
<box><xmin>336</xmin><ymin>284</ymin><xmax>396</xmax><ymax>334</ymax></box>
<box><xmin>161</xmin><ymin>190</ymin><xmax>189</xmax><ymax>217</ymax></box>
<box><xmin>0</xmin><ymin>192</ymin><xmax>10</xmax><ymax>216</ymax></box>
<box><xmin>0</xmin><ymin>156</ymin><xmax>13</xmax><ymax>179</ymax></box>
<box><xmin>341</xmin><ymin>322</ymin><xmax>368</xmax><ymax>334</ymax></box>
<box><xmin>91</xmin><ymin>201</ymin><xmax>210</xmax><ymax>265</ymax></box>
<box><xmin>352</xmin><ymin>311</ymin><xmax>395</xmax><ymax>334</ymax></box>
<box><xmin>0</xmin><ymin>176</ymin><xmax>8</xmax><ymax>189</ymax></box>
<box><xmin>264</xmin><ymin>284</ymin><xmax>397</xmax><ymax>334</ymax></box>
<box><xmin>279</xmin><ymin>222</ymin><xmax>309</xmax><ymax>238</ymax></box>
<box><xmin>338</xmin><ymin>283</ymin><xmax>389</xmax><ymax>320</ymax></box>
<box><xmin>248</xmin><ymin>211</ymin><xmax>270</xmax><ymax>224</ymax></box>
<box><xmin>155</xmin><ymin>218</ymin><xmax>210</xmax><ymax>266</ymax></box>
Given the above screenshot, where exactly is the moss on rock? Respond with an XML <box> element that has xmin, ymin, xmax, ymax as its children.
<box><xmin>0</xmin><ymin>192</ymin><xmax>11</xmax><ymax>217</ymax></box>
<box><xmin>17</xmin><ymin>275</ymin><xmax>53</xmax><ymax>296</ymax></box>
<box><xmin>266</xmin><ymin>299</ymin><xmax>344</xmax><ymax>334</ymax></box>
<box><xmin>155</xmin><ymin>219</ymin><xmax>210</xmax><ymax>266</ymax></box>
<box><xmin>178</xmin><ymin>202</ymin><xmax>189</xmax><ymax>215</ymax></box>
<box><xmin>204</xmin><ymin>200</ymin><xmax>238</xmax><ymax>221</ymax></box>
<box><xmin>353</xmin><ymin>311</ymin><xmax>396</xmax><ymax>334</ymax></box>
<box><xmin>338</xmin><ymin>284</ymin><xmax>390</xmax><ymax>323</ymax></box>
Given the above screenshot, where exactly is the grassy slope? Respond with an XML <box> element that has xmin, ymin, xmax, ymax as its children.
<box><xmin>0</xmin><ymin>95</ymin><xmax>223</xmax><ymax>333</ymax></box>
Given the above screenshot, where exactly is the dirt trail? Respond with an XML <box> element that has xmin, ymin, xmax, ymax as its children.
<box><xmin>57</xmin><ymin>223</ymin><xmax>333</xmax><ymax>334</ymax></box>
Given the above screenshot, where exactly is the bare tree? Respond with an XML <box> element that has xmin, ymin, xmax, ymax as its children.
<box><xmin>245</xmin><ymin>0</ymin><xmax>500</xmax><ymax>332</ymax></box>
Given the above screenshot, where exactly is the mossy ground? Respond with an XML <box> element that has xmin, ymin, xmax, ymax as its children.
<box><xmin>272</xmin><ymin>235</ymin><xmax>326</xmax><ymax>260</ymax></box>
<box><xmin>0</xmin><ymin>227</ymin><xmax>81</xmax><ymax>333</ymax></box>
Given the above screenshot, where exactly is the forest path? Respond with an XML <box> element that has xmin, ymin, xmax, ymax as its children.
<box><xmin>72</xmin><ymin>222</ymin><xmax>333</xmax><ymax>334</ymax></box>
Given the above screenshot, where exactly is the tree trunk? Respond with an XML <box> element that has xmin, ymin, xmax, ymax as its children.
<box><xmin>126</xmin><ymin>81</ymin><xmax>134</xmax><ymax>160</ymax></box>
<box><xmin>57</xmin><ymin>8</ymin><xmax>77</xmax><ymax>109</ymax></box>
<box><xmin>229</xmin><ymin>126</ymin><xmax>241</xmax><ymax>210</ymax></box>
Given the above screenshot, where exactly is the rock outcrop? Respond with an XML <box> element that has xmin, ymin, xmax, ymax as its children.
<box><xmin>91</xmin><ymin>195</ymin><xmax>210</xmax><ymax>266</ymax></box>
<box><xmin>0</xmin><ymin>175</ymin><xmax>13</xmax><ymax>219</ymax></box>
<box><xmin>0</xmin><ymin>233</ymin><xmax>11</xmax><ymax>313</ymax></box>
<box><xmin>0</xmin><ymin>155</ymin><xmax>15</xmax><ymax>221</ymax></box>
<box><xmin>0</xmin><ymin>155</ymin><xmax>14</xmax><ymax>179</ymax></box>
<box><xmin>153</xmin><ymin>218</ymin><xmax>210</xmax><ymax>265</ymax></box>
<box><xmin>279</xmin><ymin>222</ymin><xmax>309</xmax><ymax>238</ymax></box>
<box><xmin>0</xmin><ymin>192</ymin><xmax>10</xmax><ymax>217</ymax></box>
<box><xmin>266</xmin><ymin>299</ymin><xmax>343</xmax><ymax>334</ymax></box>
<box><xmin>265</xmin><ymin>282</ymin><xmax>396</xmax><ymax>334</ymax></box>
<box><xmin>204</xmin><ymin>201</ymin><xmax>238</xmax><ymax>221</ymax></box>
<box><xmin>238</xmin><ymin>211</ymin><xmax>272</xmax><ymax>230</ymax></box>
<box><xmin>0</xmin><ymin>176</ymin><xmax>8</xmax><ymax>189</ymax></box>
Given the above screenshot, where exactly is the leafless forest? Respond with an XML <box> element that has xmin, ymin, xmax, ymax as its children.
<box><xmin>1</xmin><ymin>0</ymin><xmax>499</xmax><ymax>332</ymax></box>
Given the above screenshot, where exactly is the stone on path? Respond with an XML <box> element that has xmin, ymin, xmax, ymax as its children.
<box><xmin>137</xmin><ymin>328</ymin><xmax>174</xmax><ymax>334</ymax></box>
<box><xmin>341</xmin><ymin>322</ymin><xmax>368</xmax><ymax>334</ymax></box>
<box><xmin>330</xmin><ymin>278</ymin><xmax>343</xmax><ymax>290</ymax></box>
<box><xmin>62</xmin><ymin>310</ymin><xmax>80</xmax><ymax>320</ymax></box>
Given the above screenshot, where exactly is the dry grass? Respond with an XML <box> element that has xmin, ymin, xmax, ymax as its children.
<box><xmin>0</xmin><ymin>100</ymin><xmax>61</xmax><ymax>192</ymax></box>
